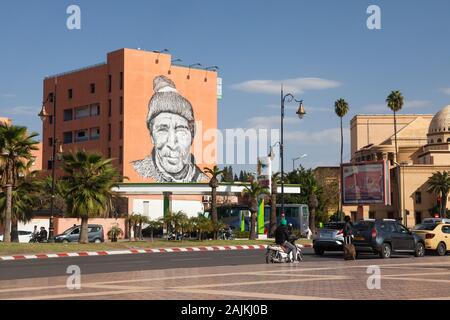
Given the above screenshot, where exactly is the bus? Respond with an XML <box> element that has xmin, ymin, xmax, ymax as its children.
<box><xmin>216</xmin><ymin>204</ymin><xmax>310</xmax><ymax>235</ymax></box>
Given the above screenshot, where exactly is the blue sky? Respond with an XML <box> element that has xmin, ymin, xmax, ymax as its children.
<box><xmin>1</xmin><ymin>0</ymin><xmax>450</xmax><ymax>172</ymax></box>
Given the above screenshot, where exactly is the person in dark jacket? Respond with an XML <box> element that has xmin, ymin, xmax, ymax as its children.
<box><xmin>343</xmin><ymin>215</ymin><xmax>354</xmax><ymax>244</ymax></box>
<box><xmin>275</xmin><ymin>220</ymin><xmax>297</xmax><ymax>262</ymax></box>
<box><xmin>38</xmin><ymin>227</ymin><xmax>48</xmax><ymax>243</ymax></box>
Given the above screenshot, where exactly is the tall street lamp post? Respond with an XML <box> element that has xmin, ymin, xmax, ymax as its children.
<box><xmin>292</xmin><ymin>154</ymin><xmax>307</xmax><ymax>171</ymax></box>
<box><xmin>280</xmin><ymin>86</ymin><xmax>306</xmax><ymax>217</ymax></box>
<box><xmin>38</xmin><ymin>78</ymin><xmax>59</xmax><ymax>242</ymax></box>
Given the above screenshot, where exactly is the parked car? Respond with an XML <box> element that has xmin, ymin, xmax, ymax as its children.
<box><xmin>413</xmin><ymin>223</ymin><xmax>450</xmax><ymax>256</ymax></box>
<box><xmin>313</xmin><ymin>222</ymin><xmax>345</xmax><ymax>255</ymax></box>
<box><xmin>0</xmin><ymin>230</ymin><xmax>33</xmax><ymax>243</ymax></box>
<box><xmin>421</xmin><ymin>218</ymin><xmax>450</xmax><ymax>225</ymax></box>
<box><xmin>54</xmin><ymin>225</ymin><xmax>104</xmax><ymax>243</ymax></box>
<box><xmin>353</xmin><ymin>219</ymin><xmax>425</xmax><ymax>258</ymax></box>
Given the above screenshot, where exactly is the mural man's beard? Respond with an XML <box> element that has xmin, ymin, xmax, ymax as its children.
<box><xmin>155</xmin><ymin>147</ymin><xmax>190</xmax><ymax>174</ymax></box>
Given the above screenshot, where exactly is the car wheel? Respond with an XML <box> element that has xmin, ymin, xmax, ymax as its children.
<box><xmin>380</xmin><ymin>243</ymin><xmax>391</xmax><ymax>259</ymax></box>
<box><xmin>415</xmin><ymin>242</ymin><xmax>425</xmax><ymax>257</ymax></box>
<box><xmin>314</xmin><ymin>248</ymin><xmax>324</xmax><ymax>256</ymax></box>
<box><xmin>62</xmin><ymin>239</ymin><xmax>69</xmax><ymax>244</ymax></box>
<box><xmin>94</xmin><ymin>238</ymin><xmax>102</xmax><ymax>244</ymax></box>
<box><xmin>437</xmin><ymin>242</ymin><xmax>447</xmax><ymax>256</ymax></box>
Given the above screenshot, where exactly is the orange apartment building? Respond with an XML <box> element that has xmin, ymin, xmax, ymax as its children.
<box><xmin>41</xmin><ymin>48</ymin><xmax>221</xmax><ymax>219</ymax></box>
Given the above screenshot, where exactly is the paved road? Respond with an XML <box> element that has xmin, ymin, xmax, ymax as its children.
<box><xmin>0</xmin><ymin>247</ymin><xmax>441</xmax><ymax>281</ymax></box>
<box><xmin>0</xmin><ymin>253</ymin><xmax>449</xmax><ymax>300</ymax></box>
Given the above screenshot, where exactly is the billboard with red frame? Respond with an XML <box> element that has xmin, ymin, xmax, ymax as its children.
<box><xmin>342</xmin><ymin>161</ymin><xmax>390</xmax><ymax>205</ymax></box>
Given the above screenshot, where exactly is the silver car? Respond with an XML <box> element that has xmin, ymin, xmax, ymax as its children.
<box><xmin>313</xmin><ymin>222</ymin><xmax>345</xmax><ymax>255</ymax></box>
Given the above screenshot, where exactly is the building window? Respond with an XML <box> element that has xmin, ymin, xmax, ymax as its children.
<box><xmin>49</xmin><ymin>115</ymin><xmax>53</xmax><ymax>125</ymax></box>
<box><xmin>107</xmin><ymin>147</ymin><xmax>111</xmax><ymax>158</ymax></box>
<box><xmin>75</xmin><ymin>129</ymin><xmax>89</xmax><ymax>142</ymax></box>
<box><xmin>108</xmin><ymin>124</ymin><xmax>111</xmax><ymax>141</ymax></box>
<box><xmin>430</xmin><ymin>139</ymin><xmax>434</xmax><ymax>144</ymax></box>
<box><xmin>63</xmin><ymin>109</ymin><xmax>73</xmax><ymax>121</ymax></box>
<box><xmin>108</xmin><ymin>99</ymin><xmax>112</xmax><ymax>117</ymax></box>
<box><xmin>120</xmin><ymin>72</ymin><xmax>123</xmax><ymax>90</ymax></box>
<box><xmin>48</xmin><ymin>137</ymin><xmax>53</xmax><ymax>147</ymax></box>
<box><xmin>63</xmin><ymin>131</ymin><xmax>73</xmax><ymax>144</ymax></box>
<box><xmin>108</xmin><ymin>75</ymin><xmax>112</xmax><ymax>93</ymax></box>
<box><xmin>68</xmin><ymin>89</ymin><xmax>73</xmax><ymax>99</ymax></box>
<box><xmin>415</xmin><ymin>211</ymin><xmax>422</xmax><ymax>224</ymax></box>
<box><xmin>447</xmin><ymin>138</ymin><xmax>450</xmax><ymax>143</ymax></box>
<box><xmin>387</xmin><ymin>211</ymin><xmax>394</xmax><ymax>219</ymax></box>
<box><xmin>119</xmin><ymin>97</ymin><xmax>123</xmax><ymax>115</ymax></box>
<box><xmin>415</xmin><ymin>191</ymin><xmax>422</xmax><ymax>204</ymax></box>
<box><xmin>119</xmin><ymin>146</ymin><xmax>123</xmax><ymax>164</ymax></box>
<box><xmin>90</xmin><ymin>127</ymin><xmax>100</xmax><ymax>140</ymax></box>
<box><xmin>47</xmin><ymin>160</ymin><xmax>53</xmax><ymax>170</ymax></box>
<box><xmin>351</xmin><ymin>211</ymin><xmax>357</xmax><ymax>222</ymax></box>
<box><xmin>90</xmin><ymin>83</ymin><xmax>96</xmax><ymax>94</ymax></box>
<box><xmin>369</xmin><ymin>211</ymin><xmax>375</xmax><ymax>219</ymax></box>
<box><xmin>119</xmin><ymin>121</ymin><xmax>123</xmax><ymax>139</ymax></box>
<box><xmin>90</xmin><ymin>103</ymin><xmax>100</xmax><ymax>116</ymax></box>
<box><xmin>75</xmin><ymin>106</ymin><xmax>90</xmax><ymax>119</ymax></box>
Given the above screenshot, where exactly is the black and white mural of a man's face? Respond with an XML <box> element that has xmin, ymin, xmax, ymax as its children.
<box><xmin>131</xmin><ymin>75</ymin><xmax>208</xmax><ymax>183</ymax></box>
<box><xmin>151</xmin><ymin>112</ymin><xmax>192</xmax><ymax>174</ymax></box>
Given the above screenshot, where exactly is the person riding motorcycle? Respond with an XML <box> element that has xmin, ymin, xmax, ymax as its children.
<box><xmin>274</xmin><ymin>219</ymin><xmax>298</xmax><ymax>262</ymax></box>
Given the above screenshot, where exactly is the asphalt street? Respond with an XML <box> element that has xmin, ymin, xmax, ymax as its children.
<box><xmin>0</xmin><ymin>248</ymin><xmax>440</xmax><ymax>281</ymax></box>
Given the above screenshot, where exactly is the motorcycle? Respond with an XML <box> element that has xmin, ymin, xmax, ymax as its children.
<box><xmin>265</xmin><ymin>236</ymin><xmax>303</xmax><ymax>263</ymax></box>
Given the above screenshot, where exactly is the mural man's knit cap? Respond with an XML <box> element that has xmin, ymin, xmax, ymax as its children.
<box><xmin>147</xmin><ymin>75</ymin><xmax>195</xmax><ymax>138</ymax></box>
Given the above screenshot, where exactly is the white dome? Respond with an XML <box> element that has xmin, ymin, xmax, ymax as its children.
<box><xmin>429</xmin><ymin>105</ymin><xmax>450</xmax><ymax>134</ymax></box>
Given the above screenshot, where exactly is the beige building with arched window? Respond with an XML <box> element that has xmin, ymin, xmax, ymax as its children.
<box><xmin>344</xmin><ymin>105</ymin><xmax>450</xmax><ymax>227</ymax></box>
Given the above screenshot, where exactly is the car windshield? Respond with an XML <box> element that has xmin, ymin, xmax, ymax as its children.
<box><xmin>63</xmin><ymin>227</ymin><xmax>76</xmax><ymax>235</ymax></box>
<box><xmin>323</xmin><ymin>223</ymin><xmax>345</xmax><ymax>230</ymax></box>
<box><xmin>414</xmin><ymin>224</ymin><xmax>437</xmax><ymax>231</ymax></box>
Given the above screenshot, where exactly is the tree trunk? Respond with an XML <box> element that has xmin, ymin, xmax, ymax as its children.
<box><xmin>138</xmin><ymin>222</ymin><xmax>143</xmax><ymax>240</ymax></box>
<box><xmin>3</xmin><ymin>184</ymin><xmax>12</xmax><ymax>243</ymax></box>
<box><xmin>270</xmin><ymin>193</ymin><xmax>277</xmax><ymax>237</ymax></box>
<box><xmin>339</xmin><ymin>117</ymin><xmax>343</xmax><ymax>221</ymax></box>
<box><xmin>310</xmin><ymin>208</ymin><xmax>316</xmax><ymax>235</ymax></box>
<box><xmin>133</xmin><ymin>225</ymin><xmax>138</xmax><ymax>241</ymax></box>
<box><xmin>79</xmin><ymin>217</ymin><xmax>89</xmax><ymax>244</ymax></box>
<box><xmin>442</xmin><ymin>192</ymin><xmax>448</xmax><ymax>218</ymax></box>
<box><xmin>211</xmin><ymin>186</ymin><xmax>218</xmax><ymax>239</ymax></box>
<box><xmin>249</xmin><ymin>210</ymin><xmax>257</xmax><ymax>240</ymax></box>
<box><xmin>393</xmin><ymin>110</ymin><xmax>401</xmax><ymax>218</ymax></box>
<box><xmin>11</xmin><ymin>217</ymin><xmax>19</xmax><ymax>243</ymax></box>
<box><xmin>151</xmin><ymin>229</ymin><xmax>154</xmax><ymax>242</ymax></box>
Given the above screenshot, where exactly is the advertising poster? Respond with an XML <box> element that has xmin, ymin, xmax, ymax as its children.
<box><xmin>342</xmin><ymin>161</ymin><xmax>389</xmax><ymax>205</ymax></box>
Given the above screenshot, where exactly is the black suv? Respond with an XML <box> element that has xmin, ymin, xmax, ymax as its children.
<box><xmin>353</xmin><ymin>219</ymin><xmax>425</xmax><ymax>258</ymax></box>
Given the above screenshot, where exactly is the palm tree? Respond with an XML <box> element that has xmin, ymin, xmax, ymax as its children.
<box><xmin>427</xmin><ymin>171</ymin><xmax>450</xmax><ymax>218</ymax></box>
<box><xmin>242</xmin><ymin>181</ymin><xmax>269</xmax><ymax>240</ymax></box>
<box><xmin>61</xmin><ymin>150</ymin><xmax>121</xmax><ymax>244</ymax></box>
<box><xmin>270</xmin><ymin>172</ymin><xmax>281</xmax><ymax>237</ymax></box>
<box><xmin>0</xmin><ymin>173</ymin><xmax>40</xmax><ymax>242</ymax></box>
<box><xmin>387</xmin><ymin>91</ymin><xmax>404</xmax><ymax>218</ymax></box>
<box><xmin>146</xmin><ymin>219</ymin><xmax>163</xmax><ymax>242</ymax></box>
<box><xmin>203</xmin><ymin>166</ymin><xmax>224</xmax><ymax>225</ymax></box>
<box><xmin>136</xmin><ymin>214</ymin><xmax>150</xmax><ymax>241</ymax></box>
<box><xmin>334</xmin><ymin>98</ymin><xmax>349</xmax><ymax>221</ymax></box>
<box><xmin>191</xmin><ymin>215</ymin><xmax>213</xmax><ymax>241</ymax></box>
<box><xmin>0</xmin><ymin>123</ymin><xmax>39</xmax><ymax>242</ymax></box>
<box><xmin>386</xmin><ymin>91</ymin><xmax>404</xmax><ymax>163</ymax></box>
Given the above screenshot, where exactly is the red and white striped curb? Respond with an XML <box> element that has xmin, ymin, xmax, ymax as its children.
<box><xmin>0</xmin><ymin>244</ymin><xmax>312</xmax><ymax>261</ymax></box>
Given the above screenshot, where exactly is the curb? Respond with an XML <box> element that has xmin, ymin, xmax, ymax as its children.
<box><xmin>0</xmin><ymin>244</ymin><xmax>313</xmax><ymax>262</ymax></box>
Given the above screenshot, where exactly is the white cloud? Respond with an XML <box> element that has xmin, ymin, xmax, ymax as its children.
<box><xmin>246</xmin><ymin>116</ymin><xmax>299</xmax><ymax>129</ymax></box>
<box><xmin>4</xmin><ymin>106</ymin><xmax>39</xmax><ymax>116</ymax></box>
<box><xmin>440</xmin><ymin>88</ymin><xmax>450</xmax><ymax>95</ymax></box>
<box><xmin>231</xmin><ymin>77</ymin><xmax>341</xmax><ymax>95</ymax></box>
<box><xmin>284</xmin><ymin>127</ymin><xmax>350</xmax><ymax>145</ymax></box>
